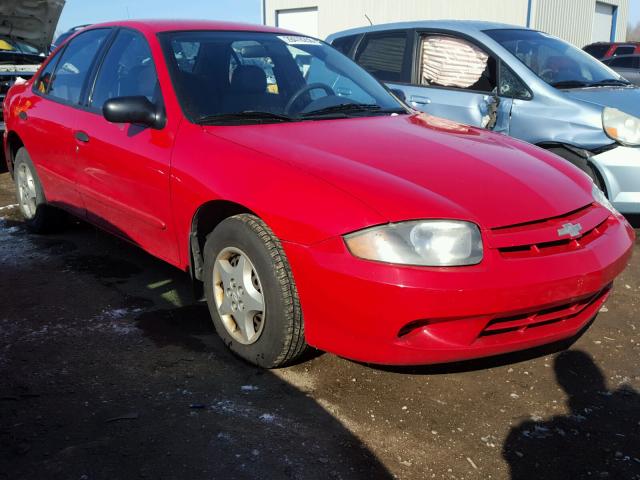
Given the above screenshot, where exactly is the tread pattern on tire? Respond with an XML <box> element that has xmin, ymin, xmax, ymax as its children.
<box><xmin>211</xmin><ymin>213</ymin><xmax>307</xmax><ymax>367</ymax></box>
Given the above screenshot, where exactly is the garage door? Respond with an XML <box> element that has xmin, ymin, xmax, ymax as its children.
<box><xmin>276</xmin><ymin>7</ymin><xmax>319</xmax><ymax>38</ymax></box>
<box><xmin>592</xmin><ymin>2</ymin><xmax>614</xmax><ymax>42</ymax></box>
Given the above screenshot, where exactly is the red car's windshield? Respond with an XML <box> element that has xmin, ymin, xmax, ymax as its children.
<box><xmin>158</xmin><ymin>30</ymin><xmax>406</xmax><ymax>124</ymax></box>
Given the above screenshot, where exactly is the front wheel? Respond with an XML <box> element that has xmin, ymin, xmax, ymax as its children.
<box><xmin>203</xmin><ymin>214</ymin><xmax>307</xmax><ymax>368</ymax></box>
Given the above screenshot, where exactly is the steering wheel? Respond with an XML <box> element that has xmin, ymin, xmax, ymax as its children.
<box><xmin>284</xmin><ymin>83</ymin><xmax>335</xmax><ymax>114</ymax></box>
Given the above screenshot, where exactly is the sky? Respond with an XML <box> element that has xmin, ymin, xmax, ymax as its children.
<box><xmin>56</xmin><ymin>0</ymin><xmax>263</xmax><ymax>36</ymax></box>
<box><xmin>55</xmin><ymin>0</ymin><xmax>640</xmax><ymax>38</ymax></box>
<box><xmin>631</xmin><ymin>0</ymin><xmax>640</xmax><ymax>27</ymax></box>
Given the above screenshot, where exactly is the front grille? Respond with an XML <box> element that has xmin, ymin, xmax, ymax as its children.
<box><xmin>479</xmin><ymin>286</ymin><xmax>610</xmax><ymax>337</ymax></box>
<box><xmin>487</xmin><ymin>203</ymin><xmax>612</xmax><ymax>259</ymax></box>
<box><xmin>497</xmin><ymin>218</ymin><xmax>610</xmax><ymax>258</ymax></box>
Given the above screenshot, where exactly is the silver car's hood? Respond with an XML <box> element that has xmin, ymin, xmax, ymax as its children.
<box><xmin>0</xmin><ymin>0</ymin><xmax>65</xmax><ymax>53</ymax></box>
<box><xmin>562</xmin><ymin>86</ymin><xmax>640</xmax><ymax>118</ymax></box>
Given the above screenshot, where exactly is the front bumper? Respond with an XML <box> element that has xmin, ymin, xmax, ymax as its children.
<box><xmin>283</xmin><ymin>215</ymin><xmax>635</xmax><ymax>365</ymax></box>
<box><xmin>591</xmin><ymin>145</ymin><xmax>640</xmax><ymax>214</ymax></box>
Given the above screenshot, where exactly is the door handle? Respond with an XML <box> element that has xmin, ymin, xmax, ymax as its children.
<box><xmin>74</xmin><ymin>131</ymin><xmax>90</xmax><ymax>143</ymax></box>
<box><xmin>409</xmin><ymin>95</ymin><xmax>431</xmax><ymax>105</ymax></box>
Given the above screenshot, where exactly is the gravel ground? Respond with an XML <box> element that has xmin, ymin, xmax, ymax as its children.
<box><xmin>0</xmin><ymin>171</ymin><xmax>638</xmax><ymax>480</ymax></box>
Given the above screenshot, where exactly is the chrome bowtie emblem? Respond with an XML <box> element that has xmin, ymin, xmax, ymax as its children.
<box><xmin>557</xmin><ymin>222</ymin><xmax>583</xmax><ymax>238</ymax></box>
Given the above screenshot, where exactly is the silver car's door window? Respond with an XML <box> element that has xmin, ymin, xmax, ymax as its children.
<box><xmin>402</xmin><ymin>33</ymin><xmax>512</xmax><ymax>133</ymax></box>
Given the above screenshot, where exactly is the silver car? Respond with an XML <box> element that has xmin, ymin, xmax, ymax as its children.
<box><xmin>327</xmin><ymin>21</ymin><xmax>640</xmax><ymax>214</ymax></box>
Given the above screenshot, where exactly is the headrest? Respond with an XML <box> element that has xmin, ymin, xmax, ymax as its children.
<box><xmin>231</xmin><ymin>65</ymin><xmax>267</xmax><ymax>93</ymax></box>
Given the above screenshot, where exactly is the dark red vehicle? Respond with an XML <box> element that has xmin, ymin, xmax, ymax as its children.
<box><xmin>583</xmin><ymin>41</ymin><xmax>640</xmax><ymax>60</ymax></box>
<box><xmin>3</xmin><ymin>21</ymin><xmax>635</xmax><ymax>367</ymax></box>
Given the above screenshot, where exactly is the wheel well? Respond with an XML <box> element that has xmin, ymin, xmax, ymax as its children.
<box><xmin>538</xmin><ymin>142</ymin><xmax>608</xmax><ymax>195</ymax></box>
<box><xmin>189</xmin><ymin>200</ymin><xmax>256</xmax><ymax>284</ymax></box>
<box><xmin>5</xmin><ymin>131</ymin><xmax>24</xmax><ymax>174</ymax></box>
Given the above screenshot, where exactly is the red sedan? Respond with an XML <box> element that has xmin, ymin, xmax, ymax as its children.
<box><xmin>3</xmin><ymin>21</ymin><xmax>635</xmax><ymax>367</ymax></box>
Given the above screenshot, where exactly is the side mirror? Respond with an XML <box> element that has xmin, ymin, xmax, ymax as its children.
<box><xmin>103</xmin><ymin>96</ymin><xmax>165</xmax><ymax>129</ymax></box>
<box><xmin>390</xmin><ymin>88</ymin><xmax>406</xmax><ymax>101</ymax></box>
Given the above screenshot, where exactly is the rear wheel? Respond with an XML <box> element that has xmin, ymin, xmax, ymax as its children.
<box><xmin>13</xmin><ymin>147</ymin><xmax>65</xmax><ymax>233</ymax></box>
<box><xmin>203</xmin><ymin>214</ymin><xmax>307</xmax><ymax>368</ymax></box>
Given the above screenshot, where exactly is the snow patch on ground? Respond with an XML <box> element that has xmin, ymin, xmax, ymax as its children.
<box><xmin>93</xmin><ymin>307</ymin><xmax>144</xmax><ymax>335</ymax></box>
<box><xmin>209</xmin><ymin>399</ymin><xmax>284</xmax><ymax>429</ymax></box>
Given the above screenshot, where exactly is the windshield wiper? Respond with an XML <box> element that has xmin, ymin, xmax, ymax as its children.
<box><xmin>551</xmin><ymin>78</ymin><xmax>633</xmax><ymax>89</ymax></box>
<box><xmin>588</xmin><ymin>78</ymin><xmax>632</xmax><ymax>87</ymax></box>
<box><xmin>195</xmin><ymin>111</ymin><xmax>293</xmax><ymax>125</ymax></box>
<box><xmin>550</xmin><ymin>80</ymin><xmax>592</xmax><ymax>89</ymax></box>
<box><xmin>301</xmin><ymin>103</ymin><xmax>406</xmax><ymax>118</ymax></box>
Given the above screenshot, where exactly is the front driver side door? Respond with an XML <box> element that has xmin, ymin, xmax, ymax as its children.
<box><xmin>402</xmin><ymin>32</ymin><xmax>513</xmax><ymax>133</ymax></box>
<box><xmin>72</xmin><ymin>28</ymin><xmax>179</xmax><ymax>265</ymax></box>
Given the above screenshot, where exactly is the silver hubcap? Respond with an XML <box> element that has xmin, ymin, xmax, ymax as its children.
<box><xmin>213</xmin><ymin>247</ymin><xmax>265</xmax><ymax>345</ymax></box>
<box><xmin>16</xmin><ymin>162</ymin><xmax>38</xmax><ymax>219</ymax></box>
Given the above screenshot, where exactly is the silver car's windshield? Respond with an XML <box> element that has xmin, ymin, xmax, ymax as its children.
<box><xmin>485</xmin><ymin>29</ymin><xmax>631</xmax><ymax>89</ymax></box>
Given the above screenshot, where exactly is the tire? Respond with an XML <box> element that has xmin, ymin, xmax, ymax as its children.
<box><xmin>546</xmin><ymin>147</ymin><xmax>606</xmax><ymax>193</ymax></box>
<box><xmin>203</xmin><ymin>214</ymin><xmax>307</xmax><ymax>368</ymax></box>
<box><xmin>13</xmin><ymin>147</ymin><xmax>65</xmax><ymax>233</ymax></box>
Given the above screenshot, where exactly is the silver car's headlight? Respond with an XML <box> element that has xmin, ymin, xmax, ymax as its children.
<box><xmin>602</xmin><ymin>107</ymin><xmax>640</xmax><ymax>146</ymax></box>
<box><xmin>344</xmin><ymin>220</ymin><xmax>483</xmax><ymax>266</ymax></box>
<box><xmin>592</xmin><ymin>184</ymin><xmax>618</xmax><ymax>215</ymax></box>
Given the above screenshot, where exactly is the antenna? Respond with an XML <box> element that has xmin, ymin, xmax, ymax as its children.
<box><xmin>364</xmin><ymin>14</ymin><xmax>373</xmax><ymax>26</ymax></box>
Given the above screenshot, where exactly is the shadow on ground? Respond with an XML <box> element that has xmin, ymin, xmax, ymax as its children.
<box><xmin>503</xmin><ymin>350</ymin><xmax>640</xmax><ymax>479</ymax></box>
<box><xmin>0</xmin><ymin>214</ymin><xmax>392</xmax><ymax>480</ymax></box>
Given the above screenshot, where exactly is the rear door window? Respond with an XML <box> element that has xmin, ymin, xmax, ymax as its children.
<box><xmin>89</xmin><ymin>29</ymin><xmax>159</xmax><ymax>109</ymax></box>
<box><xmin>46</xmin><ymin>29</ymin><xmax>111</xmax><ymax>104</ymax></box>
<box><xmin>354</xmin><ymin>31</ymin><xmax>411</xmax><ymax>83</ymax></box>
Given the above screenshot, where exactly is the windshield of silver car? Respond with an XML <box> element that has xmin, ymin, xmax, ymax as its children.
<box><xmin>485</xmin><ymin>29</ymin><xmax>632</xmax><ymax>89</ymax></box>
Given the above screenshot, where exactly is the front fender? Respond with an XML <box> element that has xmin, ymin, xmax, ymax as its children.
<box><xmin>170</xmin><ymin>121</ymin><xmax>386</xmax><ymax>269</ymax></box>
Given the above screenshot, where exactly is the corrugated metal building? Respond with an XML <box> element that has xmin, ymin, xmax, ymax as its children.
<box><xmin>263</xmin><ymin>0</ymin><xmax>629</xmax><ymax>47</ymax></box>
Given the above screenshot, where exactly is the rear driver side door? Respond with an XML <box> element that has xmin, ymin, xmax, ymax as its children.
<box><xmin>27</xmin><ymin>28</ymin><xmax>111</xmax><ymax>214</ymax></box>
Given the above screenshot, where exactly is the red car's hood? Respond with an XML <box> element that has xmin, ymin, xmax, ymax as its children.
<box><xmin>205</xmin><ymin>114</ymin><xmax>593</xmax><ymax>229</ymax></box>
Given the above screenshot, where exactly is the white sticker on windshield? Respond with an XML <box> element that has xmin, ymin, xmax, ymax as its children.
<box><xmin>278</xmin><ymin>35</ymin><xmax>321</xmax><ymax>46</ymax></box>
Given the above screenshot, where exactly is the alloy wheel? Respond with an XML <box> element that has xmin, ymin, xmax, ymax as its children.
<box><xmin>212</xmin><ymin>247</ymin><xmax>265</xmax><ymax>345</ymax></box>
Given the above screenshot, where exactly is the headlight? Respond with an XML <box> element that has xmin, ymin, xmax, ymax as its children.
<box><xmin>602</xmin><ymin>107</ymin><xmax>640</xmax><ymax>146</ymax></box>
<box><xmin>344</xmin><ymin>220</ymin><xmax>483</xmax><ymax>266</ymax></box>
<box><xmin>592</xmin><ymin>184</ymin><xmax>618</xmax><ymax>215</ymax></box>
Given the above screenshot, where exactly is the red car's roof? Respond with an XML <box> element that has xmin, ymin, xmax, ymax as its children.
<box><xmin>85</xmin><ymin>19</ymin><xmax>295</xmax><ymax>35</ymax></box>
